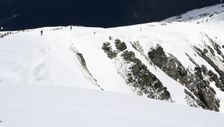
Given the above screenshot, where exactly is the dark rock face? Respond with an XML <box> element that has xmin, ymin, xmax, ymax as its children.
<box><xmin>102</xmin><ymin>39</ymin><xmax>171</xmax><ymax>101</ymax></box>
<box><xmin>102</xmin><ymin>42</ymin><xmax>117</xmax><ymax>59</ymax></box>
<box><xmin>184</xmin><ymin>89</ymin><xmax>201</xmax><ymax>107</ymax></box>
<box><xmin>102</xmin><ymin>40</ymin><xmax>222</xmax><ymax>111</ymax></box>
<box><xmin>148</xmin><ymin>45</ymin><xmax>188</xmax><ymax>85</ymax></box>
<box><xmin>148</xmin><ymin>45</ymin><xmax>168</xmax><ymax>68</ymax></box>
<box><xmin>115</xmin><ymin>39</ymin><xmax>127</xmax><ymax>51</ymax></box>
<box><xmin>190</xmin><ymin>66</ymin><xmax>220</xmax><ymax>111</ymax></box>
<box><xmin>195</xmin><ymin>47</ymin><xmax>224</xmax><ymax>91</ymax></box>
<box><xmin>76</xmin><ymin>53</ymin><xmax>87</xmax><ymax>70</ymax></box>
<box><xmin>121</xmin><ymin>51</ymin><xmax>171</xmax><ymax>100</ymax></box>
<box><xmin>194</xmin><ymin>35</ymin><xmax>224</xmax><ymax>92</ymax></box>
<box><xmin>148</xmin><ymin>44</ymin><xmax>220</xmax><ymax>111</ymax></box>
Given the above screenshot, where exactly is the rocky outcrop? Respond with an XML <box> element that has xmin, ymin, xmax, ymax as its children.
<box><xmin>194</xmin><ymin>46</ymin><xmax>224</xmax><ymax>91</ymax></box>
<box><xmin>189</xmin><ymin>66</ymin><xmax>220</xmax><ymax>111</ymax></box>
<box><xmin>121</xmin><ymin>50</ymin><xmax>171</xmax><ymax>100</ymax></box>
<box><xmin>115</xmin><ymin>39</ymin><xmax>127</xmax><ymax>51</ymax></box>
<box><xmin>148</xmin><ymin>45</ymin><xmax>189</xmax><ymax>85</ymax></box>
<box><xmin>70</xmin><ymin>45</ymin><xmax>104</xmax><ymax>91</ymax></box>
<box><xmin>102</xmin><ymin>40</ymin><xmax>171</xmax><ymax>101</ymax></box>
<box><xmin>102</xmin><ymin>40</ymin><xmax>221</xmax><ymax>111</ymax></box>
<box><xmin>101</xmin><ymin>34</ymin><xmax>224</xmax><ymax>111</ymax></box>
<box><xmin>102</xmin><ymin>42</ymin><xmax>117</xmax><ymax>59</ymax></box>
<box><xmin>148</xmin><ymin>44</ymin><xmax>220</xmax><ymax>111</ymax></box>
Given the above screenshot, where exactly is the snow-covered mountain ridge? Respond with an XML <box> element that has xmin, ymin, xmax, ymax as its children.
<box><xmin>166</xmin><ymin>3</ymin><xmax>224</xmax><ymax>25</ymax></box>
<box><xmin>1</xmin><ymin>4</ymin><xmax>224</xmax><ymax>112</ymax></box>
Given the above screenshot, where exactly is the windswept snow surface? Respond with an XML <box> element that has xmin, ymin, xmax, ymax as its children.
<box><xmin>0</xmin><ymin>85</ymin><xmax>224</xmax><ymax>127</ymax></box>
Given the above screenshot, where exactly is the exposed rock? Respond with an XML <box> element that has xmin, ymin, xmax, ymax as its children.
<box><xmin>70</xmin><ymin>45</ymin><xmax>104</xmax><ymax>91</ymax></box>
<box><xmin>185</xmin><ymin>53</ymin><xmax>200</xmax><ymax>67</ymax></box>
<box><xmin>190</xmin><ymin>65</ymin><xmax>220</xmax><ymax>111</ymax></box>
<box><xmin>109</xmin><ymin>36</ymin><xmax>113</xmax><ymax>40</ymax></box>
<box><xmin>131</xmin><ymin>41</ymin><xmax>144</xmax><ymax>54</ymax></box>
<box><xmin>148</xmin><ymin>45</ymin><xmax>168</xmax><ymax>68</ymax></box>
<box><xmin>102</xmin><ymin>39</ymin><xmax>222</xmax><ymax>111</ymax></box>
<box><xmin>148</xmin><ymin>44</ymin><xmax>220</xmax><ymax>111</ymax></box>
<box><xmin>205</xmin><ymin>34</ymin><xmax>224</xmax><ymax>60</ymax></box>
<box><xmin>184</xmin><ymin>89</ymin><xmax>201</xmax><ymax>108</ymax></box>
<box><xmin>121</xmin><ymin>50</ymin><xmax>171</xmax><ymax>100</ymax></box>
<box><xmin>102</xmin><ymin>42</ymin><xmax>117</xmax><ymax>59</ymax></box>
<box><xmin>115</xmin><ymin>39</ymin><xmax>127</xmax><ymax>51</ymax></box>
<box><xmin>207</xmin><ymin>46</ymin><xmax>215</xmax><ymax>56</ymax></box>
<box><xmin>102</xmin><ymin>41</ymin><xmax>171</xmax><ymax>101</ymax></box>
<box><xmin>148</xmin><ymin>45</ymin><xmax>188</xmax><ymax>85</ymax></box>
<box><xmin>194</xmin><ymin>46</ymin><xmax>224</xmax><ymax>91</ymax></box>
<box><xmin>102</xmin><ymin>42</ymin><xmax>111</xmax><ymax>52</ymax></box>
<box><xmin>203</xmin><ymin>49</ymin><xmax>208</xmax><ymax>54</ymax></box>
<box><xmin>77</xmin><ymin>53</ymin><xmax>87</xmax><ymax>70</ymax></box>
<box><xmin>121</xmin><ymin>51</ymin><xmax>137</xmax><ymax>62</ymax></box>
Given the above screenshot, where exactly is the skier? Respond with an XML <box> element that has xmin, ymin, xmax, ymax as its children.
<box><xmin>40</xmin><ymin>30</ymin><xmax>43</xmax><ymax>36</ymax></box>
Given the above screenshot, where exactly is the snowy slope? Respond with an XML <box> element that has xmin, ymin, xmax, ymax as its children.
<box><xmin>0</xmin><ymin>85</ymin><xmax>224</xmax><ymax>127</ymax></box>
<box><xmin>1</xmin><ymin>4</ymin><xmax>224</xmax><ymax>112</ymax></box>
<box><xmin>166</xmin><ymin>3</ymin><xmax>224</xmax><ymax>26</ymax></box>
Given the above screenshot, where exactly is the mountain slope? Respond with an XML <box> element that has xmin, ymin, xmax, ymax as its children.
<box><xmin>0</xmin><ymin>85</ymin><xmax>224</xmax><ymax>127</ymax></box>
<box><xmin>1</xmin><ymin>4</ymin><xmax>224</xmax><ymax>112</ymax></box>
<box><xmin>166</xmin><ymin>3</ymin><xmax>224</xmax><ymax>25</ymax></box>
